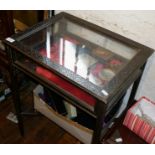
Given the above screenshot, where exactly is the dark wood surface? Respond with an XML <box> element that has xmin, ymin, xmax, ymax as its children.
<box><xmin>13</xmin><ymin>11</ymin><xmax>44</xmax><ymax>27</ymax></box>
<box><xmin>0</xmin><ymin>11</ymin><xmax>15</xmax><ymax>87</ymax></box>
<box><xmin>0</xmin><ymin>82</ymin><xmax>146</xmax><ymax>144</ymax></box>
<box><xmin>0</xmin><ymin>11</ymin><xmax>14</xmax><ymax>40</ymax></box>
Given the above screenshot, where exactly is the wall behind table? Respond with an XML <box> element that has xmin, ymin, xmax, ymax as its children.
<box><xmin>56</xmin><ymin>10</ymin><xmax>155</xmax><ymax>101</ymax></box>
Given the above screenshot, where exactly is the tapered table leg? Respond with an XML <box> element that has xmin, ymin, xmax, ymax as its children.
<box><xmin>92</xmin><ymin>101</ymin><xmax>106</xmax><ymax>144</ymax></box>
<box><xmin>11</xmin><ymin>67</ymin><xmax>24</xmax><ymax>136</ymax></box>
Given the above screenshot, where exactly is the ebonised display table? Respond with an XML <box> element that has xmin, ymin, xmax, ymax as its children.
<box><xmin>4</xmin><ymin>12</ymin><xmax>153</xmax><ymax>143</ymax></box>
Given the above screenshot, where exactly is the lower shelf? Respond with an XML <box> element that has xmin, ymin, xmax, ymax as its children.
<box><xmin>33</xmin><ymin>85</ymin><xmax>93</xmax><ymax>144</ymax></box>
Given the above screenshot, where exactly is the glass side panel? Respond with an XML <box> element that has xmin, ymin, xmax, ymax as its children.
<box><xmin>66</xmin><ymin>20</ymin><xmax>137</xmax><ymax>60</ymax></box>
<box><xmin>17</xmin><ymin>17</ymin><xmax>139</xmax><ymax>98</ymax></box>
<box><xmin>15</xmin><ymin>52</ymin><xmax>96</xmax><ymax>110</ymax></box>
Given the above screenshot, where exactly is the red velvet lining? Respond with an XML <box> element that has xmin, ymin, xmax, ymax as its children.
<box><xmin>36</xmin><ymin>66</ymin><xmax>96</xmax><ymax>106</ymax></box>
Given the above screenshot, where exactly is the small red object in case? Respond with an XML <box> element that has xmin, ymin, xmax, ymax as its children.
<box><xmin>123</xmin><ymin>96</ymin><xmax>155</xmax><ymax>144</ymax></box>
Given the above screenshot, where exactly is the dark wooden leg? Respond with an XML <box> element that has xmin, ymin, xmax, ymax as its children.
<box><xmin>101</xmin><ymin>63</ymin><xmax>147</xmax><ymax>143</ymax></box>
<box><xmin>10</xmin><ymin>67</ymin><xmax>24</xmax><ymax>136</ymax></box>
<box><xmin>128</xmin><ymin>63</ymin><xmax>146</xmax><ymax>106</ymax></box>
<box><xmin>92</xmin><ymin>102</ymin><xmax>106</xmax><ymax>144</ymax></box>
<box><xmin>101</xmin><ymin>94</ymin><xmax>126</xmax><ymax>142</ymax></box>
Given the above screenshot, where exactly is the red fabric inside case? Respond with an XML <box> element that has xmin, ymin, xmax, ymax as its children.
<box><xmin>36</xmin><ymin>66</ymin><xmax>96</xmax><ymax>106</ymax></box>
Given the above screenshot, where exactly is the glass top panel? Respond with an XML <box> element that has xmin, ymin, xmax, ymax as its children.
<box><xmin>17</xmin><ymin>17</ymin><xmax>139</xmax><ymax>98</ymax></box>
<box><xmin>66</xmin><ymin>21</ymin><xmax>137</xmax><ymax>60</ymax></box>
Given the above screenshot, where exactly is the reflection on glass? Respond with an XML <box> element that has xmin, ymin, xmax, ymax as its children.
<box><xmin>104</xmin><ymin>39</ymin><xmax>137</xmax><ymax>60</ymax></box>
<box><xmin>66</xmin><ymin>21</ymin><xmax>107</xmax><ymax>48</ymax></box>
<box><xmin>77</xmin><ymin>53</ymin><xmax>97</xmax><ymax>78</ymax></box>
<box><xmin>36</xmin><ymin>34</ymin><xmax>129</xmax><ymax>88</ymax></box>
<box><xmin>59</xmin><ymin>38</ymin><xmax>64</xmax><ymax>65</ymax></box>
<box><xmin>64</xmin><ymin>40</ymin><xmax>76</xmax><ymax>72</ymax></box>
<box><xmin>66</xmin><ymin>20</ymin><xmax>138</xmax><ymax>60</ymax></box>
<box><xmin>88</xmin><ymin>63</ymin><xmax>106</xmax><ymax>86</ymax></box>
<box><xmin>46</xmin><ymin>28</ymin><xmax>51</xmax><ymax>59</ymax></box>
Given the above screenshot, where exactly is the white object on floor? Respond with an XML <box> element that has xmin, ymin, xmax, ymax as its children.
<box><xmin>6</xmin><ymin>112</ymin><xmax>18</xmax><ymax>124</ymax></box>
<box><xmin>115</xmin><ymin>138</ymin><xmax>123</xmax><ymax>143</ymax></box>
